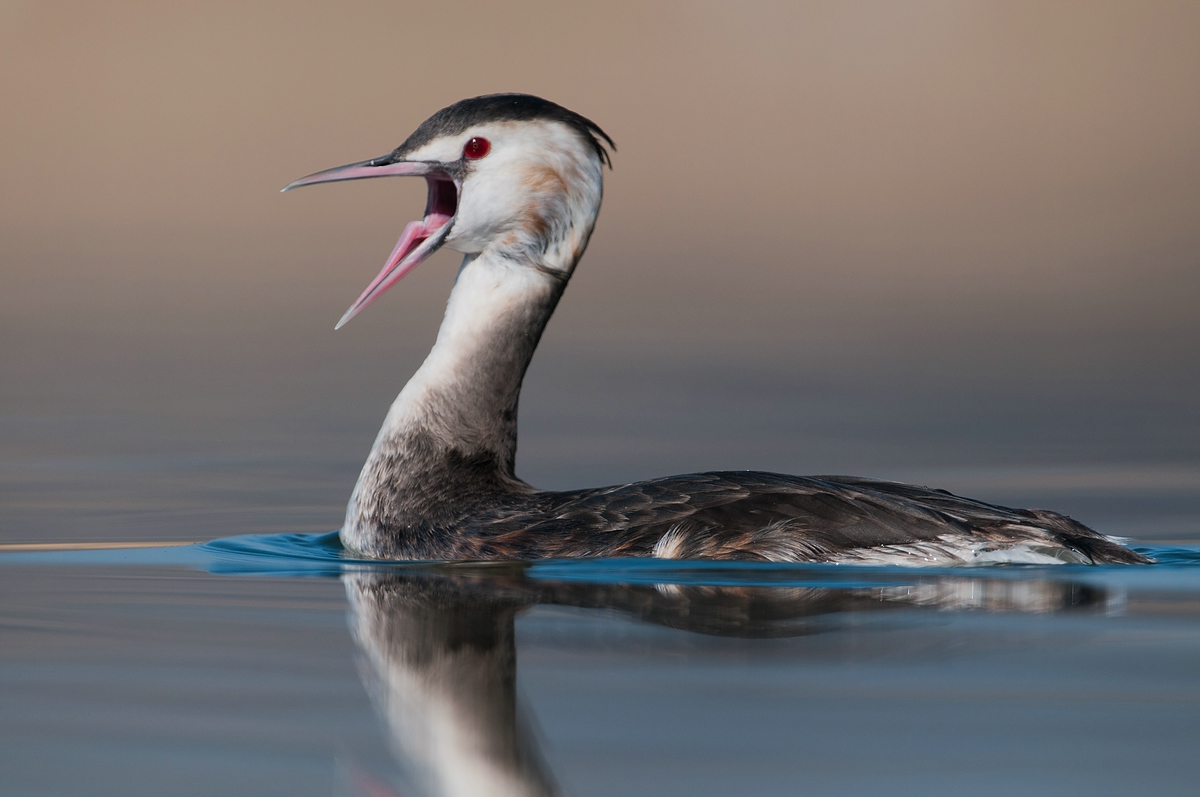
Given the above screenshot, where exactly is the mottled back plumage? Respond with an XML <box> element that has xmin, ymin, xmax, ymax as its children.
<box><xmin>353</xmin><ymin>470</ymin><xmax>1149</xmax><ymax>565</ymax></box>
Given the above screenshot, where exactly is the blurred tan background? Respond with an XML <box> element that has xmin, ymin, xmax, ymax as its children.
<box><xmin>2</xmin><ymin>1</ymin><xmax>1198</xmax><ymax>543</ymax></box>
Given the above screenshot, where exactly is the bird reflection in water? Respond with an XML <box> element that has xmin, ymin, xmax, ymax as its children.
<box><xmin>341</xmin><ymin>567</ymin><xmax>1106</xmax><ymax>797</ymax></box>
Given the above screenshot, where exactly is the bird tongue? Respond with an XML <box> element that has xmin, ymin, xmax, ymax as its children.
<box><xmin>380</xmin><ymin>214</ymin><xmax>447</xmax><ymax>276</ymax></box>
<box><xmin>334</xmin><ymin>211</ymin><xmax>454</xmax><ymax>329</ymax></box>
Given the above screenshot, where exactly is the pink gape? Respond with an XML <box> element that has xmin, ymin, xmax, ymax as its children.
<box><xmin>281</xmin><ymin>158</ymin><xmax>458</xmax><ymax>329</ymax></box>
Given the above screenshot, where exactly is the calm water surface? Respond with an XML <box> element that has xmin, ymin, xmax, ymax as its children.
<box><xmin>3</xmin><ymin>534</ymin><xmax>1199</xmax><ymax>797</ymax></box>
<box><xmin>6</xmin><ymin>297</ymin><xmax>1197</xmax><ymax>796</ymax></box>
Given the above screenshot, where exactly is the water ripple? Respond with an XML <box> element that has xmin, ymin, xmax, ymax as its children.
<box><xmin>4</xmin><ymin>533</ymin><xmax>1199</xmax><ymax>590</ymax></box>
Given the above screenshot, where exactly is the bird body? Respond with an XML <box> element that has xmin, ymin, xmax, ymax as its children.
<box><xmin>345</xmin><ymin>470</ymin><xmax>1144</xmax><ymax>565</ymax></box>
<box><xmin>284</xmin><ymin>94</ymin><xmax>1149</xmax><ymax>565</ymax></box>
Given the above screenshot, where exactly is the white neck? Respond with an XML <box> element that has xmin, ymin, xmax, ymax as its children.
<box><xmin>377</xmin><ymin>251</ymin><xmax>563</xmax><ymax>469</ymax></box>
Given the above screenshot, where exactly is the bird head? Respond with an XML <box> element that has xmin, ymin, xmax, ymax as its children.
<box><xmin>283</xmin><ymin>94</ymin><xmax>614</xmax><ymax>329</ymax></box>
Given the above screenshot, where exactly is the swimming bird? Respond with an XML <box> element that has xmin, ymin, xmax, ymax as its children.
<box><xmin>283</xmin><ymin>94</ymin><xmax>1148</xmax><ymax>565</ymax></box>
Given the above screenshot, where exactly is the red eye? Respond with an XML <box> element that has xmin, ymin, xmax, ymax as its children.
<box><xmin>463</xmin><ymin>137</ymin><xmax>490</xmax><ymax>160</ymax></box>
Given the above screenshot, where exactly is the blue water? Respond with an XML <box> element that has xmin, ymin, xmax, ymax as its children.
<box><xmin>11</xmin><ymin>529</ymin><xmax>1200</xmax><ymax>581</ymax></box>
<box><xmin>4</xmin><ymin>534</ymin><xmax>1200</xmax><ymax>797</ymax></box>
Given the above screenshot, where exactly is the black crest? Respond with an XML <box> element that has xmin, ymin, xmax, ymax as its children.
<box><xmin>396</xmin><ymin>94</ymin><xmax>615</xmax><ymax>167</ymax></box>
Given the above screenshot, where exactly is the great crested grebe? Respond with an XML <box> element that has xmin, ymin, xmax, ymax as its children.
<box><xmin>283</xmin><ymin>94</ymin><xmax>1148</xmax><ymax>565</ymax></box>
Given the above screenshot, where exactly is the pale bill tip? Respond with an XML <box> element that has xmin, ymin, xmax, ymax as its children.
<box><xmin>334</xmin><ymin>306</ymin><xmax>358</xmax><ymax>330</ymax></box>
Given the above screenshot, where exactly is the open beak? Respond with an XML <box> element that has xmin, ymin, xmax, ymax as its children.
<box><xmin>282</xmin><ymin>154</ymin><xmax>459</xmax><ymax>329</ymax></box>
